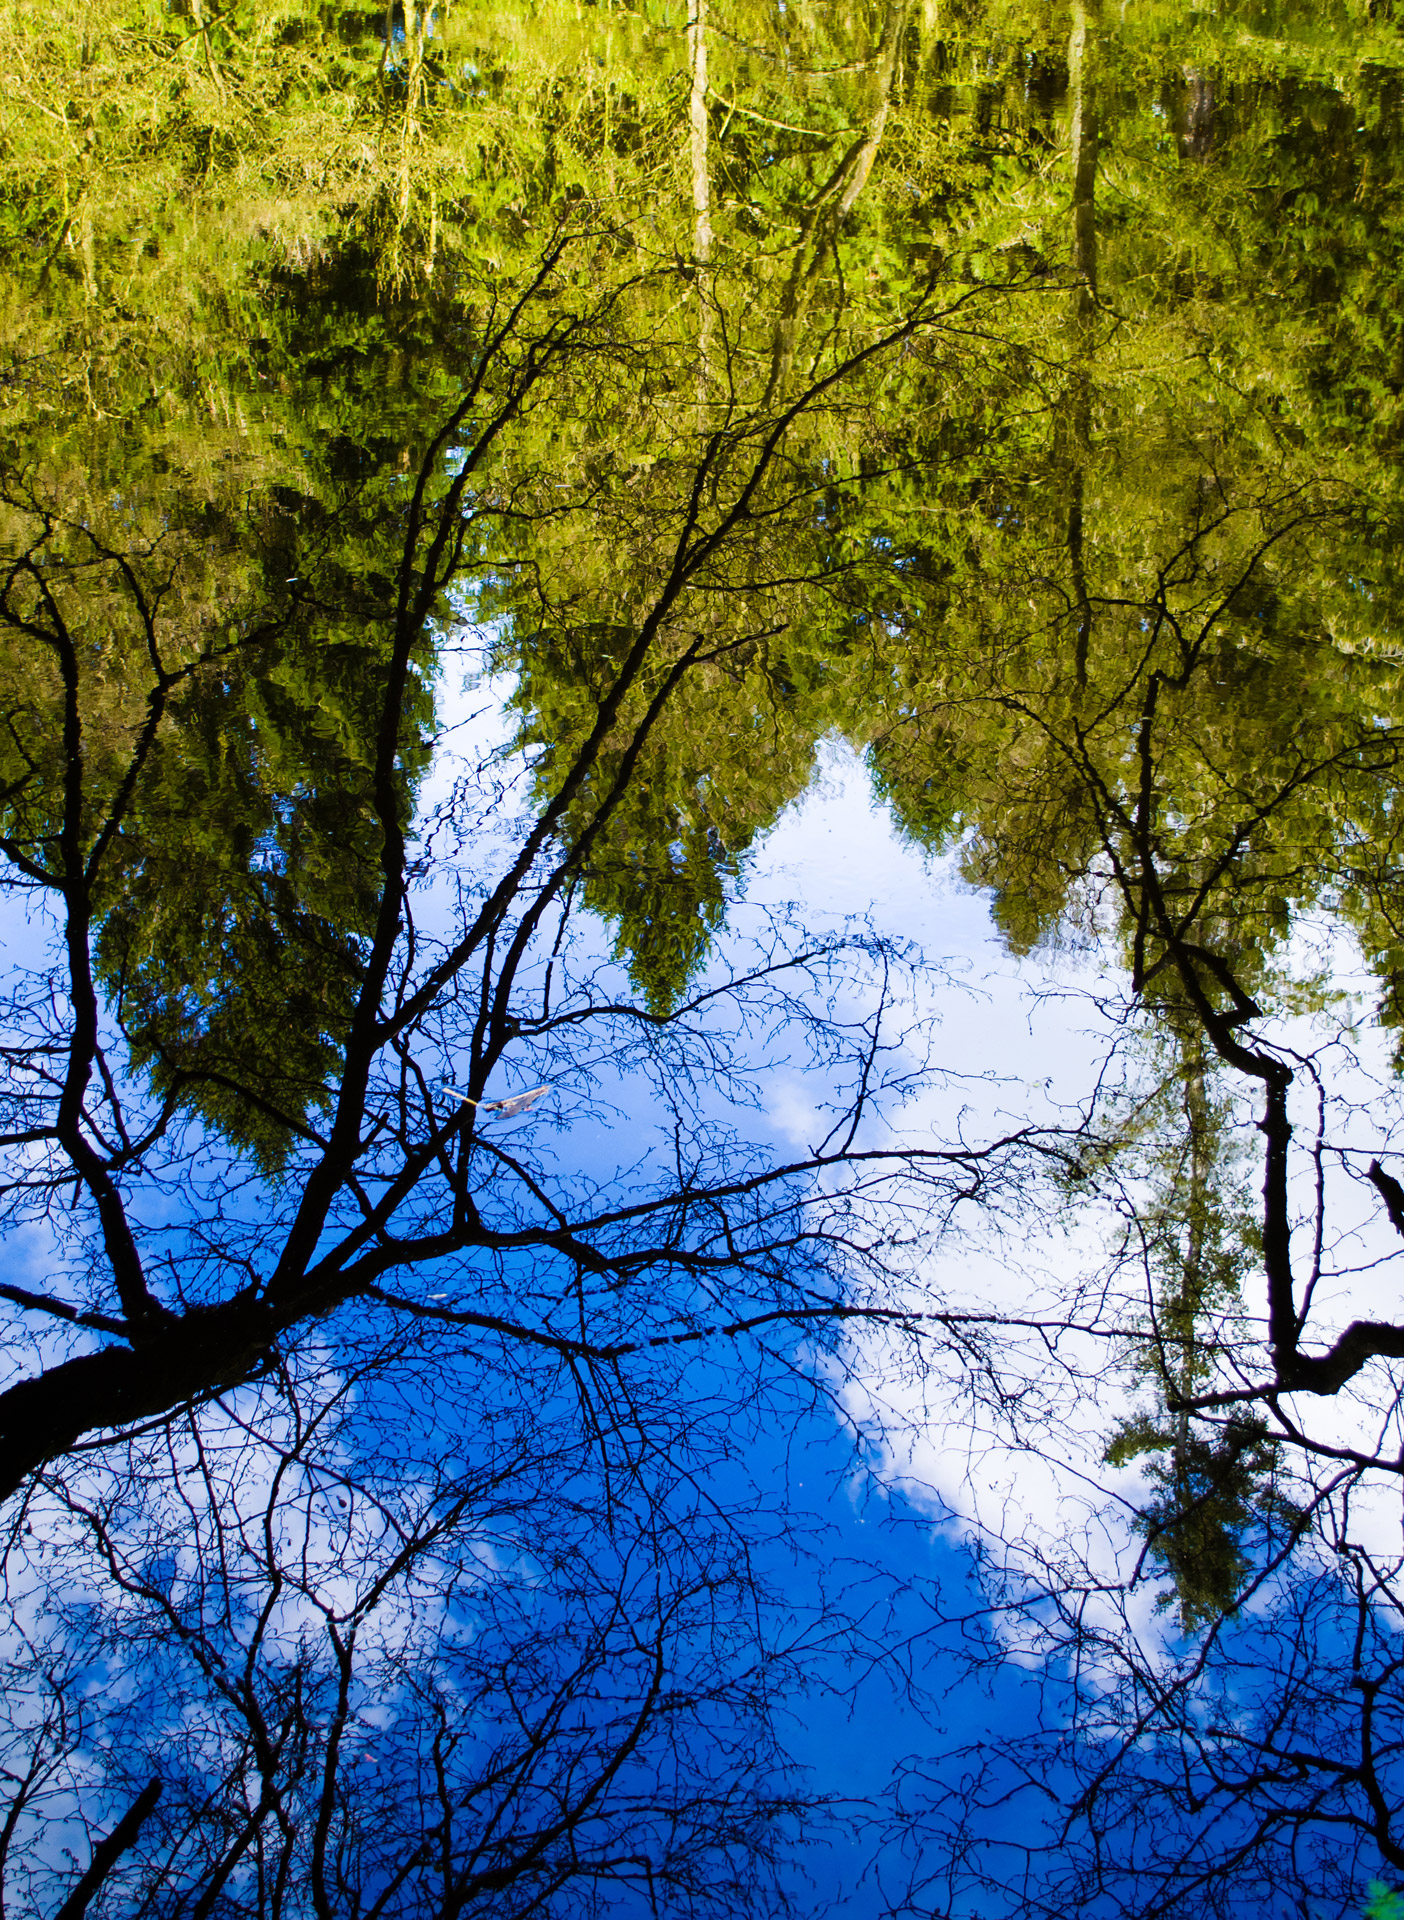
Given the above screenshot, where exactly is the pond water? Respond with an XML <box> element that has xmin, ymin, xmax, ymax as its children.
<box><xmin>2</xmin><ymin>3</ymin><xmax>1403</xmax><ymax>1916</ymax></box>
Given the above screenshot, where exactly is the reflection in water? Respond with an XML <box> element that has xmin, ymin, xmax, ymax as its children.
<box><xmin>1</xmin><ymin>2</ymin><xmax>1403</xmax><ymax>1914</ymax></box>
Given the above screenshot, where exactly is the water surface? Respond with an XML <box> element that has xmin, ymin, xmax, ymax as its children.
<box><xmin>1</xmin><ymin>4</ymin><xmax>1403</xmax><ymax>1916</ymax></box>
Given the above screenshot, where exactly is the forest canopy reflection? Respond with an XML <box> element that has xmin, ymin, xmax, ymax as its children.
<box><xmin>1</xmin><ymin>1</ymin><xmax>1404</xmax><ymax>1916</ymax></box>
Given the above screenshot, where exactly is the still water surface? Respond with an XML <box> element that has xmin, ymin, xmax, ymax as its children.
<box><xmin>1</xmin><ymin>3</ymin><xmax>1403</xmax><ymax>1915</ymax></box>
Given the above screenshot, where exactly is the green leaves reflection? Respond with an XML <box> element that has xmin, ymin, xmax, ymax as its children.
<box><xmin>0</xmin><ymin>247</ymin><xmax>465</xmax><ymax>1157</ymax></box>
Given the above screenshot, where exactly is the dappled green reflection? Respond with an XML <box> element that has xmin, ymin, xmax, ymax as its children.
<box><xmin>0</xmin><ymin>246</ymin><xmax>465</xmax><ymax>1156</ymax></box>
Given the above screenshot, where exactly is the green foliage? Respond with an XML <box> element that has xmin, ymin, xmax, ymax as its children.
<box><xmin>1364</xmin><ymin>1883</ymin><xmax>1404</xmax><ymax>1920</ymax></box>
<box><xmin>1105</xmin><ymin>1415</ymin><xmax>1296</xmax><ymax>1632</ymax></box>
<box><xmin>0</xmin><ymin>235</ymin><xmax>472</xmax><ymax>1158</ymax></box>
<box><xmin>6</xmin><ymin>0</ymin><xmax>1404</xmax><ymax>1082</ymax></box>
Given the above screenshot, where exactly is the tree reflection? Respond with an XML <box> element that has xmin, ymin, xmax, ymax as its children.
<box><xmin>0</xmin><ymin>197</ymin><xmax>1054</xmax><ymax>1913</ymax></box>
<box><xmin>3</xmin><ymin>0</ymin><xmax>1404</xmax><ymax>1915</ymax></box>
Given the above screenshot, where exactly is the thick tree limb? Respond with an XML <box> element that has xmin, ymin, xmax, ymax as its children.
<box><xmin>51</xmin><ymin>1777</ymin><xmax>162</xmax><ymax>1920</ymax></box>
